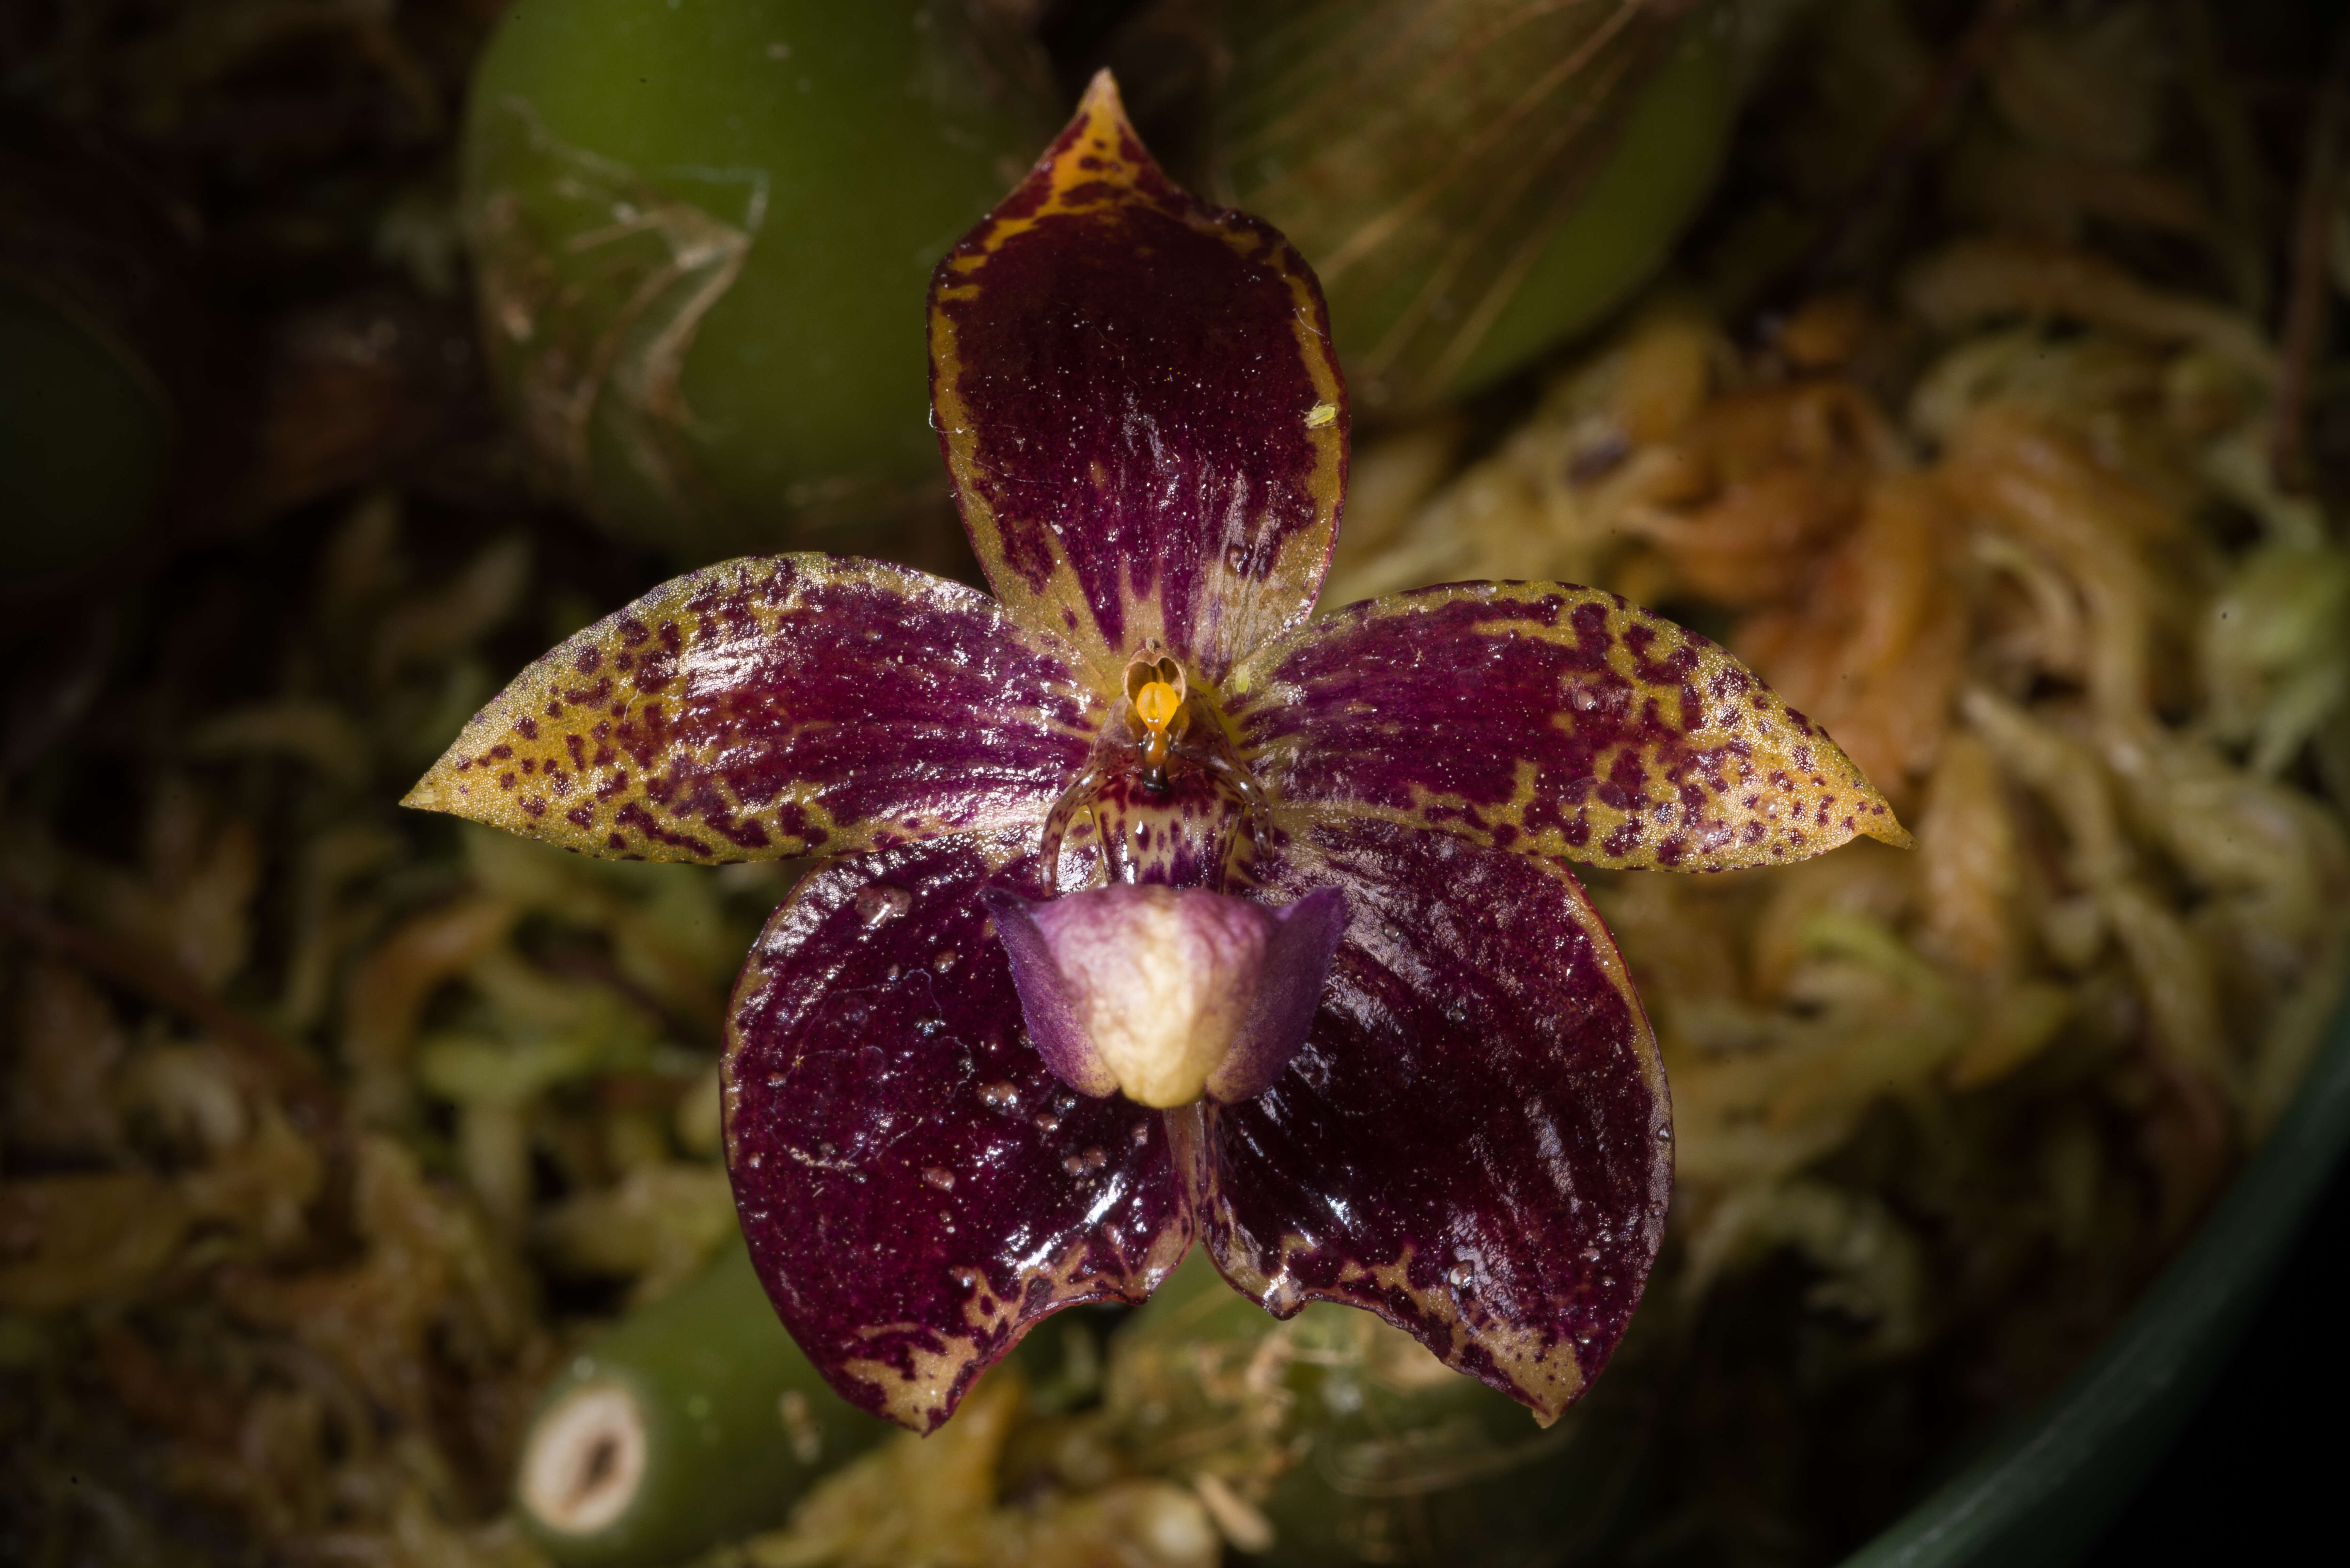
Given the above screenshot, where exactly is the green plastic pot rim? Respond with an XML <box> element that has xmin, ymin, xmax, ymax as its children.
<box><xmin>1837</xmin><ymin>987</ymin><xmax>2350</xmax><ymax>1568</ymax></box>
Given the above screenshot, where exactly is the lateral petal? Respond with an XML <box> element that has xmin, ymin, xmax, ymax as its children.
<box><xmin>725</xmin><ymin>832</ymin><xmax>1190</xmax><ymax>1432</ymax></box>
<box><xmin>1226</xmin><ymin>582</ymin><xmax>1912</xmax><ymax>872</ymax></box>
<box><xmin>404</xmin><ymin>555</ymin><xmax>1098</xmax><ymax>864</ymax></box>
<box><xmin>928</xmin><ymin>71</ymin><xmax>1348</xmax><ymax>686</ymax></box>
<box><xmin>1195</xmin><ymin>813</ymin><xmax>1670</xmax><ymax>1425</ymax></box>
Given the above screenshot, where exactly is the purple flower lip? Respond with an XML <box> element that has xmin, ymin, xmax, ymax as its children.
<box><xmin>406</xmin><ymin>69</ymin><xmax>1911</xmax><ymax>1436</ymax></box>
<box><xmin>984</xmin><ymin>883</ymin><xmax>1348</xmax><ymax>1108</ymax></box>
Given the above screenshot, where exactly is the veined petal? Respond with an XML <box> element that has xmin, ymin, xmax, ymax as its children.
<box><xmin>927</xmin><ymin>71</ymin><xmax>1348</xmax><ymax>686</ymax></box>
<box><xmin>404</xmin><ymin>556</ymin><xmax>1099</xmax><ymax>864</ymax></box>
<box><xmin>726</xmin><ymin>832</ymin><xmax>1190</xmax><ymax>1432</ymax></box>
<box><xmin>1226</xmin><ymin>582</ymin><xmax>1912</xmax><ymax>872</ymax></box>
<box><xmin>1195</xmin><ymin>813</ymin><xmax>1668</xmax><ymax>1425</ymax></box>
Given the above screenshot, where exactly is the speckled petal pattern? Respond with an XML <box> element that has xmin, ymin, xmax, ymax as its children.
<box><xmin>1198</xmin><ymin>812</ymin><xmax>1670</xmax><ymax>1425</ymax></box>
<box><xmin>404</xmin><ymin>555</ymin><xmax>1100</xmax><ymax>864</ymax></box>
<box><xmin>927</xmin><ymin>72</ymin><xmax>1348</xmax><ymax>687</ymax></box>
<box><xmin>725</xmin><ymin>831</ymin><xmax>1190</xmax><ymax>1432</ymax></box>
<box><xmin>1204</xmin><ymin>884</ymin><xmax>1349</xmax><ymax>1104</ymax></box>
<box><xmin>1226</xmin><ymin>582</ymin><xmax>1912</xmax><ymax>872</ymax></box>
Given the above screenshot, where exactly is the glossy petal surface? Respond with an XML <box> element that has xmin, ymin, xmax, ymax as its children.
<box><xmin>1227</xmin><ymin>582</ymin><xmax>1912</xmax><ymax>872</ymax></box>
<box><xmin>928</xmin><ymin>72</ymin><xmax>1348</xmax><ymax>685</ymax></box>
<box><xmin>405</xmin><ymin>556</ymin><xmax>1098</xmax><ymax>863</ymax></box>
<box><xmin>1206</xmin><ymin>885</ymin><xmax>1348</xmax><ymax>1104</ymax></box>
<box><xmin>981</xmin><ymin>886</ymin><xmax>1121</xmax><ymax>1100</ymax></box>
<box><xmin>726</xmin><ymin>832</ymin><xmax>1189</xmax><ymax>1431</ymax></box>
<box><xmin>1195</xmin><ymin>812</ymin><xmax>1668</xmax><ymax>1424</ymax></box>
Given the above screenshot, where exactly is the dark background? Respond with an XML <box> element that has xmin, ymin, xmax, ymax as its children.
<box><xmin>2083</xmin><ymin>1150</ymin><xmax>2350</xmax><ymax>1562</ymax></box>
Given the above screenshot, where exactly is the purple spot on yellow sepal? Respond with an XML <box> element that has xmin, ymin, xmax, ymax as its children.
<box><xmin>402</xmin><ymin>555</ymin><xmax>1100</xmax><ymax>866</ymax></box>
<box><xmin>1224</xmin><ymin>581</ymin><xmax>1912</xmax><ymax>873</ymax></box>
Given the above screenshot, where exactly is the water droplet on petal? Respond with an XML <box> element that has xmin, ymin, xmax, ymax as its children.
<box><xmin>1447</xmin><ymin>1262</ymin><xmax>1474</xmax><ymax>1290</ymax></box>
<box><xmin>856</xmin><ymin>885</ymin><xmax>911</xmax><ymax>926</ymax></box>
<box><xmin>922</xmin><ymin>1167</ymin><xmax>955</xmax><ymax>1191</ymax></box>
<box><xmin>979</xmin><ymin>1081</ymin><xmax>1018</xmax><ymax>1108</ymax></box>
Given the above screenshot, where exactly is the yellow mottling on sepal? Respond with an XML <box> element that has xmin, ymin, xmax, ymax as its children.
<box><xmin>1232</xmin><ymin>581</ymin><xmax>1913</xmax><ymax>875</ymax></box>
<box><xmin>401</xmin><ymin>554</ymin><xmax>1095</xmax><ymax>868</ymax></box>
<box><xmin>927</xmin><ymin>70</ymin><xmax>1350</xmax><ymax>684</ymax></box>
<box><xmin>1864</xmin><ymin>814</ymin><xmax>1917</xmax><ymax>852</ymax></box>
<box><xmin>957</xmin><ymin>71</ymin><xmax>1158</xmax><ymax>264</ymax></box>
<box><xmin>836</xmin><ymin>1209</ymin><xmax>1190</xmax><ymax>1432</ymax></box>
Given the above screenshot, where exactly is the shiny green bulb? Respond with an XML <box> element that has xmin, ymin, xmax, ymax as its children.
<box><xmin>463</xmin><ymin>0</ymin><xmax>1057</xmax><ymax>564</ymax></box>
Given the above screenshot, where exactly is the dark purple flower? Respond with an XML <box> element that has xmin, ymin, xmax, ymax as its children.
<box><xmin>406</xmin><ymin>75</ymin><xmax>1910</xmax><ymax>1434</ymax></box>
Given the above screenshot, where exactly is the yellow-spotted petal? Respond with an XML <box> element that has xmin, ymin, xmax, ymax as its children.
<box><xmin>404</xmin><ymin>555</ymin><xmax>1099</xmax><ymax>863</ymax></box>
<box><xmin>1226</xmin><ymin>582</ymin><xmax>1911</xmax><ymax>872</ymax></box>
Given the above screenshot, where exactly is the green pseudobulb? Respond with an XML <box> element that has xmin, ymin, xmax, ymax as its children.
<box><xmin>514</xmin><ymin>1242</ymin><xmax>889</xmax><ymax>1568</ymax></box>
<box><xmin>1216</xmin><ymin>0</ymin><xmax>1734</xmax><ymax>411</ymax></box>
<box><xmin>1428</xmin><ymin>28</ymin><xmax>1733</xmax><ymax>399</ymax></box>
<box><xmin>462</xmin><ymin>0</ymin><xmax>1057</xmax><ymax>565</ymax></box>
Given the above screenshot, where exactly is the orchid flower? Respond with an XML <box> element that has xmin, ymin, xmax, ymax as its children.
<box><xmin>406</xmin><ymin>75</ymin><xmax>1909</xmax><ymax>1435</ymax></box>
